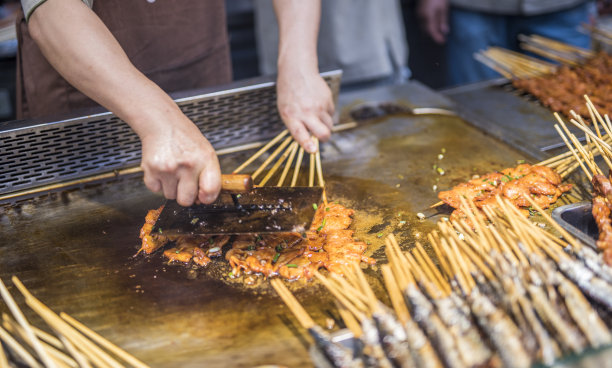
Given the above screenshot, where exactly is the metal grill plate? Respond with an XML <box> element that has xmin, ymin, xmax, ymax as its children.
<box><xmin>0</xmin><ymin>71</ymin><xmax>341</xmax><ymax>196</ymax></box>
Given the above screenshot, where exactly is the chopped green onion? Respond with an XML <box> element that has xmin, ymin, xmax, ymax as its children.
<box><xmin>517</xmin><ymin>159</ymin><xmax>525</xmax><ymax>164</ymax></box>
<box><xmin>158</xmin><ymin>228</ymin><xmax>163</xmax><ymax>234</ymax></box>
<box><xmin>273</xmin><ymin>253</ymin><xmax>280</xmax><ymax>263</ymax></box>
<box><xmin>366</xmin><ymin>241</ymin><xmax>371</xmax><ymax>245</ymax></box>
<box><xmin>286</xmin><ymin>264</ymin><xmax>298</xmax><ymax>268</ymax></box>
<box><xmin>228</xmin><ymin>271</ymin><xmax>234</xmax><ymax>277</ymax></box>
<box><xmin>175</xmin><ymin>250</ymin><xmax>180</xmax><ymax>254</ymax></box>
<box><xmin>433</xmin><ymin>164</ymin><xmax>438</xmax><ymax>170</ymax></box>
<box><xmin>377</xmin><ymin>233</ymin><xmax>383</xmax><ymax>238</ymax></box>
<box><xmin>441</xmin><ymin>148</ymin><xmax>446</xmax><ymax>154</ymax></box>
<box><xmin>236</xmin><ymin>194</ymin><xmax>242</xmax><ymax>198</ymax></box>
<box><xmin>317</xmin><ymin>218</ymin><xmax>327</xmax><ymax>232</ymax></box>
<box><xmin>276</xmin><ymin>244</ymin><xmax>283</xmax><ymax>252</ymax></box>
<box><xmin>190</xmin><ymin>217</ymin><xmax>199</xmax><ymax>225</ymax></box>
<box><xmin>313</xmin><ymin>203</ymin><xmax>318</xmax><ymax>210</ymax></box>
<box><xmin>325</xmin><ymin>207</ymin><xmax>330</xmax><ymax>211</ymax></box>
<box><xmin>399</xmin><ymin>220</ymin><xmax>406</xmax><ymax>225</ymax></box>
<box><xmin>247</xmin><ymin>245</ymin><xmax>255</xmax><ymax>251</ymax></box>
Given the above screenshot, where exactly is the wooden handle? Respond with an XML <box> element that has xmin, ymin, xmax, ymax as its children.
<box><xmin>221</xmin><ymin>174</ymin><xmax>253</xmax><ymax>193</ymax></box>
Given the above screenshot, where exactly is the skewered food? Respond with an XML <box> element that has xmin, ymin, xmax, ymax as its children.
<box><xmin>512</xmin><ymin>52</ymin><xmax>612</xmax><ymax>119</ymax></box>
<box><xmin>438</xmin><ymin>163</ymin><xmax>571</xmax><ymax>221</ymax></box>
<box><xmin>592</xmin><ymin>174</ymin><xmax>612</xmax><ymax>265</ymax></box>
<box><xmin>274</xmin><ymin>198</ymin><xmax>612</xmax><ymax>368</ymax></box>
<box><xmin>139</xmin><ymin>203</ymin><xmax>375</xmax><ymax>281</ymax></box>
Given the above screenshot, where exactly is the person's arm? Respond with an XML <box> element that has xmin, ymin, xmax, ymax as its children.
<box><xmin>417</xmin><ymin>0</ymin><xmax>449</xmax><ymax>44</ymax></box>
<box><xmin>272</xmin><ymin>0</ymin><xmax>334</xmax><ymax>154</ymax></box>
<box><xmin>28</xmin><ymin>0</ymin><xmax>221</xmax><ymax>206</ymax></box>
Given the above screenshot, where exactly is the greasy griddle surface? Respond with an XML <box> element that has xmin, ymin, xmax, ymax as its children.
<box><xmin>0</xmin><ymin>106</ymin><xmax>531</xmax><ymax>367</ymax></box>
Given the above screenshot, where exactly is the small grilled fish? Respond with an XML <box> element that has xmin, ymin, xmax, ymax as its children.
<box><xmin>468</xmin><ymin>287</ymin><xmax>531</xmax><ymax>368</ymax></box>
<box><xmin>309</xmin><ymin>325</ymin><xmax>364</xmax><ymax>368</ymax></box>
<box><xmin>405</xmin><ymin>285</ymin><xmax>467</xmax><ymax>368</ymax></box>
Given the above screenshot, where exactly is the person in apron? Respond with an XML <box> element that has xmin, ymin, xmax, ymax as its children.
<box><xmin>16</xmin><ymin>0</ymin><xmax>334</xmax><ymax>206</ymax></box>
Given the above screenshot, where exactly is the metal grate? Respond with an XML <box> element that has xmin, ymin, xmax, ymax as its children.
<box><xmin>0</xmin><ymin>71</ymin><xmax>342</xmax><ymax>195</ymax></box>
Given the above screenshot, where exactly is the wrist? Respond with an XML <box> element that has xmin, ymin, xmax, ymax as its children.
<box><xmin>277</xmin><ymin>48</ymin><xmax>319</xmax><ymax>77</ymax></box>
<box><xmin>124</xmin><ymin>94</ymin><xmax>185</xmax><ymax>141</ymax></box>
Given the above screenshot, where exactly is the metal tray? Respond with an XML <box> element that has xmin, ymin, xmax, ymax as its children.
<box><xmin>551</xmin><ymin>201</ymin><xmax>597</xmax><ymax>249</ymax></box>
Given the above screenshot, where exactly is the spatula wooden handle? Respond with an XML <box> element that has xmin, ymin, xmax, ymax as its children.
<box><xmin>221</xmin><ymin>174</ymin><xmax>253</xmax><ymax>193</ymax></box>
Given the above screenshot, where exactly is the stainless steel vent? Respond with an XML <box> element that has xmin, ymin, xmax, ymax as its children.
<box><xmin>0</xmin><ymin>71</ymin><xmax>342</xmax><ymax>196</ymax></box>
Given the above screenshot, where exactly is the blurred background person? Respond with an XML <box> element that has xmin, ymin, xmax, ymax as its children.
<box><xmin>418</xmin><ymin>0</ymin><xmax>593</xmax><ymax>86</ymax></box>
<box><xmin>254</xmin><ymin>0</ymin><xmax>410</xmax><ymax>92</ymax></box>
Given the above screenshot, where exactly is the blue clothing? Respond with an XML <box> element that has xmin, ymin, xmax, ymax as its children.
<box><xmin>446</xmin><ymin>2</ymin><xmax>592</xmax><ymax>86</ymax></box>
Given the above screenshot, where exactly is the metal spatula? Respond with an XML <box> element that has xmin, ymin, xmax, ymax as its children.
<box><xmin>152</xmin><ymin>174</ymin><xmax>323</xmax><ymax>236</ymax></box>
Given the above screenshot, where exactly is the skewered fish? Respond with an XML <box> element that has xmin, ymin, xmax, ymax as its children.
<box><xmin>468</xmin><ymin>287</ymin><xmax>531</xmax><ymax>368</ymax></box>
<box><xmin>309</xmin><ymin>325</ymin><xmax>365</xmax><ymax>368</ymax></box>
<box><xmin>557</xmin><ymin>256</ymin><xmax>612</xmax><ymax>310</ymax></box>
<box><xmin>404</xmin><ymin>285</ymin><xmax>466</xmax><ymax>368</ymax></box>
<box><xmin>371</xmin><ymin>304</ymin><xmax>415</xmax><ymax>368</ymax></box>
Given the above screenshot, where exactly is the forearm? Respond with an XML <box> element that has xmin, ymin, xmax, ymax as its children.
<box><xmin>272</xmin><ymin>0</ymin><xmax>320</xmax><ymax>73</ymax></box>
<box><xmin>28</xmin><ymin>0</ymin><xmax>180</xmax><ymax>139</ymax></box>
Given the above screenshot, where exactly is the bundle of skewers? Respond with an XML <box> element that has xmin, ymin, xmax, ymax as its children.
<box><xmin>232</xmin><ymin>129</ymin><xmax>326</xmax><ymax>191</ymax></box>
<box><xmin>0</xmin><ymin>276</ymin><xmax>149</xmax><ymax>368</ymax></box>
<box><xmin>272</xmin><ymin>194</ymin><xmax>612</xmax><ymax>368</ymax></box>
<box><xmin>552</xmin><ymin>95</ymin><xmax>612</xmax><ymax>265</ymax></box>
<box><xmin>475</xmin><ymin>34</ymin><xmax>612</xmax><ymax>119</ymax></box>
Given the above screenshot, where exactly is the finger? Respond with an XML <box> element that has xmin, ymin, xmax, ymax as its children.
<box><xmin>176</xmin><ymin>169</ymin><xmax>199</xmax><ymax>207</ymax></box>
<box><xmin>287</xmin><ymin>118</ymin><xmax>316</xmax><ymax>153</ymax></box>
<box><xmin>303</xmin><ymin>116</ymin><xmax>331</xmax><ymax>142</ymax></box>
<box><xmin>198</xmin><ymin>159</ymin><xmax>222</xmax><ymax>204</ymax></box>
<box><xmin>160</xmin><ymin>174</ymin><xmax>178</xmax><ymax>200</ymax></box>
<box><xmin>143</xmin><ymin>170</ymin><xmax>162</xmax><ymax>193</ymax></box>
<box><xmin>320</xmin><ymin>111</ymin><xmax>334</xmax><ymax>130</ymax></box>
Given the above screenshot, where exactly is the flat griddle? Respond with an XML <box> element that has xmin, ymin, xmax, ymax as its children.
<box><xmin>442</xmin><ymin>78</ymin><xmax>591</xmax><ymax>160</ymax></box>
<box><xmin>0</xmin><ymin>80</ymin><xmax>575</xmax><ymax>367</ymax></box>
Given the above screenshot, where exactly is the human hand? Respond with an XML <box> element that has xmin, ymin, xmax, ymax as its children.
<box><xmin>417</xmin><ymin>0</ymin><xmax>449</xmax><ymax>44</ymax></box>
<box><xmin>276</xmin><ymin>66</ymin><xmax>335</xmax><ymax>154</ymax></box>
<box><xmin>139</xmin><ymin>112</ymin><xmax>221</xmax><ymax>206</ymax></box>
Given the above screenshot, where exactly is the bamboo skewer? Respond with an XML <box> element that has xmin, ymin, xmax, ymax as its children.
<box><xmin>270</xmin><ymin>279</ymin><xmax>315</xmax><ymax>329</ymax></box>
<box><xmin>232</xmin><ymin>129</ymin><xmax>289</xmax><ymax>174</ymax></box>
<box><xmin>0</xmin><ymin>278</ymin><xmax>56</xmax><ymax>368</ymax></box>
<box><xmin>61</xmin><ymin>313</ymin><xmax>150</xmax><ymax>368</ymax></box>
<box><xmin>334</xmin><ymin>300</ymin><xmax>362</xmax><ymax>338</ymax></box>
<box><xmin>257</xmin><ymin>141</ymin><xmax>297</xmax><ymax>186</ymax></box>
<box><xmin>0</xmin><ymin>325</ymin><xmax>43</xmax><ymax>368</ymax></box>
<box><xmin>10</xmin><ymin>277</ymin><xmax>127</xmax><ymax>368</ymax></box>
<box><xmin>276</xmin><ymin>142</ymin><xmax>299</xmax><ymax>187</ymax></box>
<box><xmin>2</xmin><ymin>317</ymin><xmax>78</xmax><ymax>368</ymax></box>
<box><xmin>0</xmin><ymin>340</ymin><xmax>7</xmax><ymax>368</ymax></box>
<box><xmin>290</xmin><ymin>147</ymin><xmax>305</xmax><ymax>187</ymax></box>
<box><xmin>308</xmin><ymin>151</ymin><xmax>315</xmax><ymax>188</ymax></box>
<box><xmin>251</xmin><ymin>136</ymin><xmax>293</xmax><ymax>180</ymax></box>
<box><xmin>380</xmin><ymin>265</ymin><xmax>411</xmax><ymax>326</ymax></box>
<box><xmin>314</xmin><ymin>272</ymin><xmax>366</xmax><ymax>321</ymax></box>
